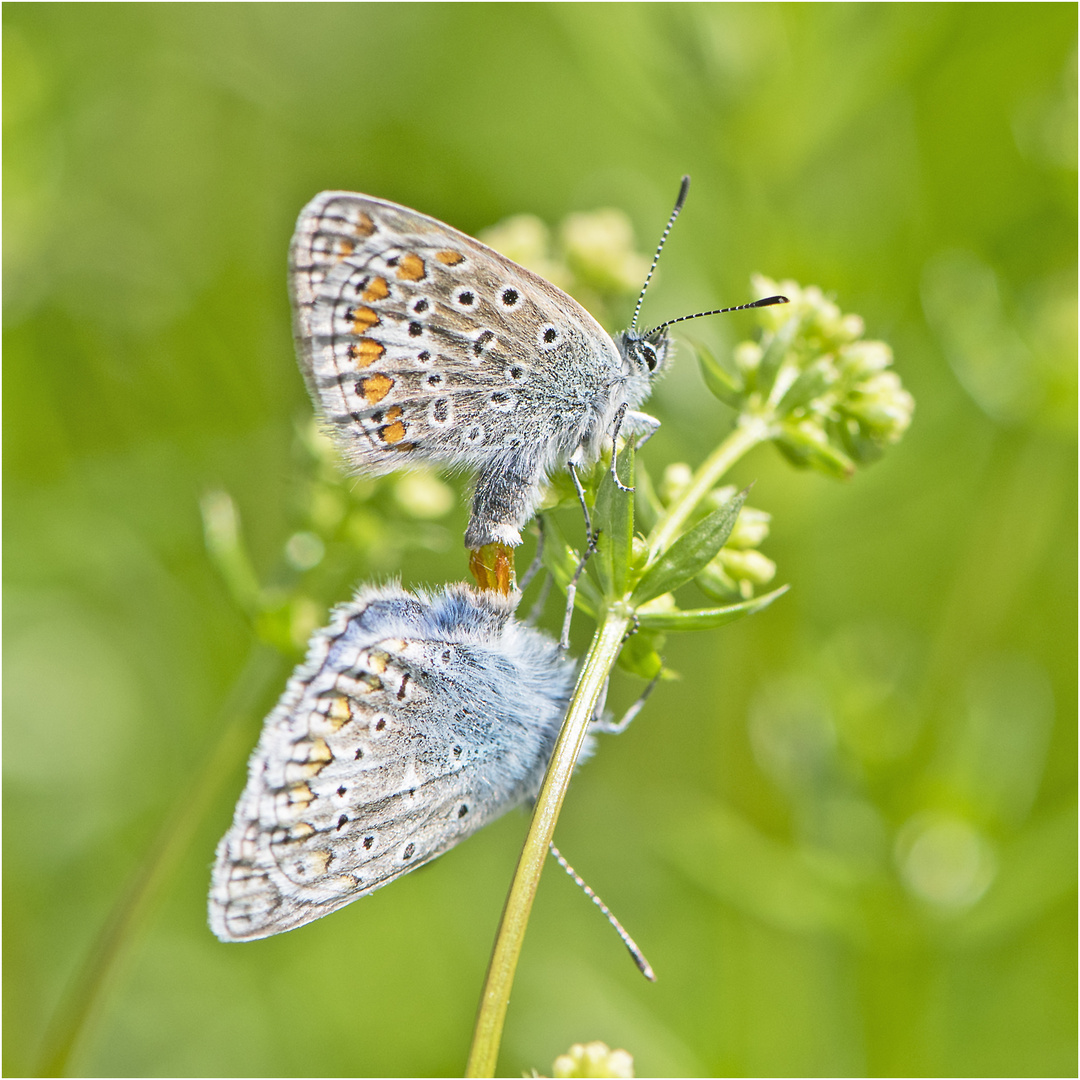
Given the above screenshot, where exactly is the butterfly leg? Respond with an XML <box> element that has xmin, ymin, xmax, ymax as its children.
<box><xmin>525</xmin><ymin>573</ymin><xmax>553</xmax><ymax>627</ymax></box>
<box><xmin>624</xmin><ymin>410</ymin><xmax>661</xmax><ymax>451</ymax></box>
<box><xmin>522</xmin><ymin>519</ymin><xmax>553</xmax><ymax>626</ymax></box>
<box><xmin>560</xmin><ymin>530</ymin><xmax>598</xmax><ymax>651</ymax></box>
<box><xmin>608</xmin><ymin>404</ymin><xmax>634</xmax><ymax>493</ymax></box>
<box><xmin>566</xmin><ymin>460</ymin><xmax>595</xmax><ymax>546</ymax></box>
<box><xmin>518</xmin><ymin>518</ymin><xmax>546</xmax><ymax>593</ymax></box>
<box><xmin>589</xmin><ymin>668</ymin><xmax>662</xmax><ymax>735</ymax></box>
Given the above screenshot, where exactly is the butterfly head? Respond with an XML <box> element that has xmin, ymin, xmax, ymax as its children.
<box><xmin>616</xmin><ymin>326</ymin><xmax>672</xmax><ymax>383</ymax></box>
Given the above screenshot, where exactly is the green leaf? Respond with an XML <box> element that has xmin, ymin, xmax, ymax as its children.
<box><xmin>636</xmin><ymin>585</ymin><xmax>789</xmax><ymax>631</ymax></box>
<box><xmin>692</xmin><ymin>339</ymin><xmax>745</xmax><ymax>408</ymax></box>
<box><xmin>593</xmin><ymin>444</ymin><xmax>634</xmax><ymax>599</ymax></box>
<box><xmin>538</xmin><ymin>513</ymin><xmax>602</xmax><ymax>617</ymax></box>
<box><xmin>631</xmin><ymin>489</ymin><xmax>749</xmax><ymax>605</ymax></box>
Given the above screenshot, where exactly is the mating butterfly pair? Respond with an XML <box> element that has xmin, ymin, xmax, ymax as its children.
<box><xmin>210</xmin><ymin>182</ymin><xmax>783</xmax><ymax>940</ymax></box>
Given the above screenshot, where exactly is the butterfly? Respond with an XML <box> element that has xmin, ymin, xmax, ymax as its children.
<box><xmin>288</xmin><ymin>178</ymin><xmax>789</xmax><ymax>554</ymax></box>
<box><xmin>209</xmin><ymin>583</ymin><xmax>574</xmax><ymax>941</ymax></box>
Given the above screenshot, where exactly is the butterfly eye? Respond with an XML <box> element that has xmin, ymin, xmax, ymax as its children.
<box><xmin>642</xmin><ymin>344</ymin><xmax>658</xmax><ymax>371</ymax></box>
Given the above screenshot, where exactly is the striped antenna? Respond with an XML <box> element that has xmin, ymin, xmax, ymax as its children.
<box><xmin>549</xmin><ymin>842</ymin><xmax>656</xmax><ymax>982</ymax></box>
<box><xmin>642</xmin><ymin>293</ymin><xmax>789</xmax><ymax>340</ymax></box>
<box><xmin>630</xmin><ymin>175</ymin><xmax>691</xmax><ymax>331</ymax></box>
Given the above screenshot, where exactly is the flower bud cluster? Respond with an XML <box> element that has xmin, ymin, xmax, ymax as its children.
<box><xmin>698</xmin><ymin>277</ymin><xmax>914</xmax><ymax>478</ymax></box>
<box><xmin>552</xmin><ymin>1040</ymin><xmax>635</xmax><ymax>1078</ymax></box>
<box><xmin>758</xmin><ymin>274</ymin><xmax>914</xmax><ymax>476</ymax></box>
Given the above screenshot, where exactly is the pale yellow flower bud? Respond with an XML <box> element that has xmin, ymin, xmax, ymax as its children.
<box><xmin>719</xmin><ymin>547</ymin><xmax>777</xmax><ymax>586</ymax></box>
<box><xmin>726</xmin><ymin>505</ymin><xmax>772</xmax><ymax>549</ymax></box>
<box><xmin>659</xmin><ymin>462</ymin><xmax>694</xmax><ymax>505</ymax></box>
<box><xmin>553</xmin><ymin>1041</ymin><xmax>635</xmax><ymax>1079</ymax></box>
<box><xmin>734</xmin><ymin>340</ymin><xmax>763</xmax><ymax>375</ymax></box>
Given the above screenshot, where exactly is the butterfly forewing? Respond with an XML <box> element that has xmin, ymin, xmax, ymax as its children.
<box><xmin>209</xmin><ymin>584</ymin><xmax>574</xmax><ymax>941</ymax></box>
<box><xmin>289</xmin><ymin>192</ymin><xmax>624</xmax><ymax>474</ymax></box>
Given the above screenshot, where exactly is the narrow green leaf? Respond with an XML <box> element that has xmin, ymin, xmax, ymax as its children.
<box><xmin>636</xmin><ymin>585</ymin><xmax>789</xmax><ymax>631</ymax></box>
<box><xmin>593</xmin><ymin>444</ymin><xmax>634</xmax><ymax>599</ymax></box>
<box><xmin>631</xmin><ymin>489</ymin><xmax>749</xmax><ymax>605</ymax></box>
<box><xmin>692</xmin><ymin>340</ymin><xmax>745</xmax><ymax>408</ymax></box>
<box><xmin>538</xmin><ymin>513</ymin><xmax>602</xmax><ymax>617</ymax></box>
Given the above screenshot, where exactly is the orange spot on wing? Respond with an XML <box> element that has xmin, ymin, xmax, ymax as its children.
<box><xmin>355</xmin><ymin>212</ymin><xmax>375</xmax><ymax>237</ymax></box>
<box><xmin>380</xmin><ymin>420</ymin><xmax>407</xmax><ymax>444</ymax></box>
<box><xmin>384</xmin><ymin>406</ymin><xmax>403</xmax><ymax>420</ymax></box>
<box><xmin>287</xmin><ymin>782</ymin><xmax>314</xmax><ymax>808</ymax></box>
<box><xmin>362</xmin><ymin>276</ymin><xmax>389</xmax><ymax>301</ymax></box>
<box><xmin>358</xmin><ymin>373</ymin><xmax>394</xmax><ymax>403</ymax></box>
<box><xmin>436</xmin><ymin>250</ymin><xmax>464</xmax><ymax>265</ymax></box>
<box><xmin>328</xmin><ymin>697</ymin><xmax>353</xmax><ymax>729</ymax></box>
<box><xmin>305</xmin><ymin>738</ymin><xmax>333</xmax><ymax>764</ymax></box>
<box><xmin>332</xmin><ymin>238</ymin><xmax>355</xmax><ymax>259</ymax></box>
<box><xmin>349</xmin><ymin>338</ymin><xmax>385</xmax><ymax>367</ymax></box>
<box><xmin>350</xmin><ymin>307</ymin><xmax>380</xmax><ymax>332</ymax></box>
<box><xmin>395</xmin><ymin>253</ymin><xmax>426</xmax><ymax>281</ymax></box>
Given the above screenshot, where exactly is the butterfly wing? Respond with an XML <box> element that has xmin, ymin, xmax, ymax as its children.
<box><xmin>209</xmin><ymin>584</ymin><xmax>572</xmax><ymax>941</ymax></box>
<box><xmin>289</xmin><ymin>192</ymin><xmax>628</xmax><ymax>546</ymax></box>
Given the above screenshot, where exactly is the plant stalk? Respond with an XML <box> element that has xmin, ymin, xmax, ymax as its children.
<box><xmin>467</xmin><ymin>408</ymin><xmax>770</xmax><ymax>1076</ymax></box>
<box><xmin>466</xmin><ymin>607</ymin><xmax>630</xmax><ymax>1078</ymax></box>
<box><xmin>649</xmin><ymin>416</ymin><xmax>771</xmax><ymax>555</ymax></box>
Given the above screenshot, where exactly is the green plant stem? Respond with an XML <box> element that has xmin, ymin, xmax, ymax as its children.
<box><xmin>467</xmin><ymin>409</ymin><xmax>771</xmax><ymax>1076</ymax></box>
<box><xmin>34</xmin><ymin>645</ymin><xmax>283</xmax><ymax>1077</ymax></box>
<box><xmin>649</xmin><ymin>416</ymin><xmax>771</xmax><ymax>556</ymax></box>
<box><xmin>466</xmin><ymin>607</ymin><xmax>631</xmax><ymax>1078</ymax></box>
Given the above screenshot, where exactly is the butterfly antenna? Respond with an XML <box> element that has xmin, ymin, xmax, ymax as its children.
<box><xmin>549</xmin><ymin>842</ymin><xmax>657</xmax><ymax>981</ymax></box>
<box><xmin>559</xmin><ymin>530</ymin><xmax>598</xmax><ymax>651</ymax></box>
<box><xmin>630</xmin><ymin>175</ymin><xmax>691</xmax><ymax>331</ymax></box>
<box><xmin>642</xmin><ymin>294</ymin><xmax>789</xmax><ymax>339</ymax></box>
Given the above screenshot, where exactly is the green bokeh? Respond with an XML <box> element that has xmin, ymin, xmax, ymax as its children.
<box><xmin>4</xmin><ymin>4</ymin><xmax>1075</xmax><ymax>1077</ymax></box>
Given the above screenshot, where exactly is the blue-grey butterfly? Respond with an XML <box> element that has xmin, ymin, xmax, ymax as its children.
<box><xmin>288</xmin><ymin>178</ymin><xmax>785</xmax><ymax>552</ymax></box>
<box><xmin>209</xmin><ymin>583</ymin><xmax>573</xmax><ymax>941</ymax></box>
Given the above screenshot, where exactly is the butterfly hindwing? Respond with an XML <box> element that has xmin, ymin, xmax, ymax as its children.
<box><xmin>209</xmin><ymin>583</ymin><xmax>574</xmax><ymax>941</ymax></box>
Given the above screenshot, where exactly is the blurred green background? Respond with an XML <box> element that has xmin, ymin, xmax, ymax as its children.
<box><xmin>4</xmin><ymin>4</ymin><xmax>1076</xmax><ymax>1077</ymax></box>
